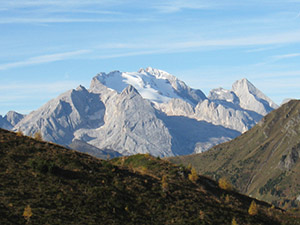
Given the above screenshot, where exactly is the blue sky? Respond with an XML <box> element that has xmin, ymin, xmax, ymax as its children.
<box><xmin>1</xmin><ymin>0</ymin><xmax>300</xmax><ymax>115</ymax></box>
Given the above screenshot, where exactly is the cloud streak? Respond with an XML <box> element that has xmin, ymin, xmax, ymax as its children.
<box><xmin>0</xmin><ymin>50</ymin><xmax>91</xmax><ymax>71</ymax></box>
<box><xmin>272</xmin><ymin>53</ymin><xmax>300</xmax><ymax>60</ymax></box>
<box><xmin>0</xmin><ymin>17</ymin><xmax>152</xmax><ymax>24</ymax></box>
<box><xmin>2</xmin><ymin>30</ymin><xmax>300</xmax><ymax>71</ymax></box>
<box><xmin>153</xmin><ymin>0</ymin><xmax>213</xmax><ymax>13</ymax></box>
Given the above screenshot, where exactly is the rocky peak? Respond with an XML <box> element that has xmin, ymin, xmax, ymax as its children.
<box><xmin>232</xmin><ymin>78</ymin><xmax>278</xmax><ymax>115</ymax></box>
<box><xmin>121</xmin><ymin>85</ymin><xmax>140</xmax><ymax>97</ymax></box>
<box><xmin>76</xmin><ymin>85</ymin><xmax>87</xmax><ymax>92</ymax></box>
<box><xmin>4</xmin><ymin>111</ymin><xmax>25</xmax><ymax>127</ymax></box>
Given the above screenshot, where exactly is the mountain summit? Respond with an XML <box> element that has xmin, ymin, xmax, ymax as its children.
<box><xmin>94</xmin><ymin>67</ymin><xmax>206</xmax><ymax>105</ymax></box>
<box><xmin>4</xmin><ymin>68</ymin><xmax>277</xmax><ymax>157</ymax></box>
<box><xmin>232</xmin><ymin>78</ymin><xmax>278</xmax><ymax>115</ymax></box>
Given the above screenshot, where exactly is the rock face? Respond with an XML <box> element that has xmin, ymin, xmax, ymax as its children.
<box><xmin>4</xmin><ymin>111</ymin><xmax>25</xmax><ymax>127</ymax></box>
<box><xmin>231</xmin><ymin>78</ymin><xmax>277</xmax><ymax>115</ymax></box>
<box><xmin>159</xmin><ymin>77</ymin><xmax>277</xmax><ymax>134</ymax></box>
<box><xmin>0</xmin><ymin>115</ymin><xmax>12</xmax><ymax>130</ymax></box>
<box><xmin>7</xmin><ymin>67</ymin><xmax>278</xmax><ymax>157</ymax></box>
<box><xmin>278</xmin><ymin>146</ymin><xmax>300</xmax><ymax>170</ymax></box>
<box><xmin>75</xmin><ymin>85</ymin><xmax>174</xmax><ymax>157</ymax></box>
<box><xmin>14</xmin><ymin>85</ymin><xmax>105</xmax><ymax>145</ymax></box>
<box><xmin>0</xmin><ymin>111</ymin><xmax>25</xmax><ymax>130</ymax></box>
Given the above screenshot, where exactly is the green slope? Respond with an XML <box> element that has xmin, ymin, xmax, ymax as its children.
<box><xmin>0</xmin><ymin>128</ymin><xmax>298</xmax><ymax>224</ymax></box>
<box><xmin>169</xmin><ymin>100</ymin><xmax>300</xmax><ymax>210</ymax></box>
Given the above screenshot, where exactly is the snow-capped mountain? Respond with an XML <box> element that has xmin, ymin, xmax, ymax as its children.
<box><xmin>5</xmin><ymin>67</ymin><xmax>278</xmax><ymax>157</ymax></box>
<box><xmin>94</xmin><ymin>67</ymin><xmax>206</xmax><ymax>105</ymax></box>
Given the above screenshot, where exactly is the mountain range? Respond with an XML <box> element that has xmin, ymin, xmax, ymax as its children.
<box><xmin>169</xmin><ymin>99</ymin><xmax>300</xmax><ymax>209</ymax></box>
<box><xmin>1</xmin><ymin>67</ymin><xmax>278</xmax><ymax>157</ymax></box>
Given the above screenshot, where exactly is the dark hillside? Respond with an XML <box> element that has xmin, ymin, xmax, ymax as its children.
<box><xmin>0</xmin><ymin>128</ymin><xmax>297</xmax><ymax>224</ymax></box>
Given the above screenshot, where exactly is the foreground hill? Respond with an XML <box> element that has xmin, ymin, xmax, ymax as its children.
<box><xmin>0</xmin><ymin>128</ymin><xmax>297</xmax><ymax>224</ymax></box>
<box><xmin>169</xmin><ymin>100</ymin><xmax>300</xmax><ymax>209</ymax></box>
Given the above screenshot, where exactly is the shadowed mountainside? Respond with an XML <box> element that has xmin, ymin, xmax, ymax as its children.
<box><xmin>169</xmin><ymin>100</ymin><xmax>300</xmax><ymax>209</ymax></box>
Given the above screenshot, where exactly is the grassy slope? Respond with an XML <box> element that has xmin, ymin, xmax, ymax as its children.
<box><xmin>169</xmin><ymin>100</ymin><xmax>300</xmax><ymax>210</ymax></box>
<box><xmin>0</xmin><ymin>128</ymin><xmax>298</xmax><ymax>224</ymax></box>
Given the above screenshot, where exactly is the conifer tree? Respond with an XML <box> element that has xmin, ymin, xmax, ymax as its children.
<box><xmin>231</xmin><ymin>217</ymin><xmax>238</xmax><ymax>225</ymax></box>
<box><xmin>23</xmin><ymin>205</ymin><xmax>32</xmax><ymax>222</ymax></box>
<box><xmin>188</xmin><ymin>167</ymin><xmax>199</xmax><ymax>182</ymax></box>
<box><xmin>248</xmin><ymin>200</ymin><xmax>258</xmax><ymax>216</ymax></box>
<box><xmin>161</xmin><ymin>175</ymin><xmax>168</xmax><ymax>192</ymax></box>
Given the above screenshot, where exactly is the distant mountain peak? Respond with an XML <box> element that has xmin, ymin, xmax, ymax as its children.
<box><xmin>231</xmin><ymin>78</ymin><xmax>278</xmax><ymax>115</ymax></box>
<box><xmin>232</xmin><ymin>78</ymin><xmax>258</xmax><ymax>94</ymax></box>
<box><xmin>4</xmin><ymin>111</ymin><xmax>25</xmax><ymax>127</ymax></box>
<box><xmin>121</xmin><ymin>85</ymin><xmax>140</xmax><ymax>97</ymax></box>
<box><xmin>76</xmin><ymin>85</ymin><xmax>87</xmax><ymax>92</ymax></box>
<box><xmin>140</xmin><ymin>67</ymin><xmax>176</xmax><ymax>81</ymax></box>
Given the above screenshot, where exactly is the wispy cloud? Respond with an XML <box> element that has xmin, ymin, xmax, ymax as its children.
<box><xmin>0</xmin><ymin>50</ymin><xmax>91</xmax><ymax>71</ymax></box>
<box><xmin>1</xmin><ymin>0</ymin><xmax>123</xmax><ymax>9</ymax></box>
<box><xmin>272</xmin><ymin>53</ymin><xmax>300</xmax><ymax>60</ymax></box>
<box><xmin>0</xmin><ymin>17</ymin><xmax>152</xmax><ymax>24</ymax></box>
<box><xmin>2</xmin><ymin>30</ymin><xmax>300</xmax><ymax>71</ymax></box>
<box><xmin>256</xmin><ymin>52</ymin><xmax>300</xmax><ymax>66</ymax></box>
<box><xmin>153</xmin><ymin>0</ymin><xmax>213</xmax><ymax>13</ymax></box>
<box><xmin>245</xmin><ymin>46</ymin><xmax>281</xmax><ymax>53</ymax></box>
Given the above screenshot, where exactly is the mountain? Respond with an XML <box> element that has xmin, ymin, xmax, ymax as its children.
<box><xmin>10</xmin><ymin>67</ymin><xmax>277</xmax><ymax>157</ymax></box>
<box><xmin>94</xmin><ymin>67</ymin><xmax>207</xmax><ymax>105</ymax></box>
<box><xmin>4</xmin><ymin>111</ymin><xmax>25</xmax><ymax>127</ymax></box>
<box><xmin>0</xmin><ymin>111</ymin><xmax>25</xmax><ymax>130</ymax></box>
<box><xmin>0</xmin><ymin>115</ymin><xmax>12</xmax><ymax>130</ymax></box>
<box><xmin>231</xmin><ymin>78</ymin><xmax>278</xmax><ymax>115</ymax></box>
<box><xmin>169</xmin><ymin>100</ymin><xmax>300</xmax><ymax>209</ymax></box>
<box><xmin>1</xmin><ymin>128</ymin><xmax>299</xmax><ymax>225</ymax></box>
<box><xmin>14</xmin><ymin>85</ymin><xmax>106</xmax><ymax>146</ymax></box>
<box><xmin>158</xmin><ymin>76</ymin><xmax>277</xmax><ymax>134</ymax></box>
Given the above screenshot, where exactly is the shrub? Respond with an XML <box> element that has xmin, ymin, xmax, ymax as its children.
<box><xmin>218</xmin><ymin>177</ymin><xmax>232</xmax><ymax>191</ymax></box>
<box><xmin>16</xmin><ymin>130</ymin><xmax>23</xmax><ymax>137</ymax></box>
<box><xmin>199</xmin><ymin>210</ymin><xmax>205</xmax><ymax>220</ymax></box>
<box><xmin>29</xmin><ymin>158</ymin><xmax>58</xmax><ymax>174</ymax></box>
<box><xmin>34</xmin><ymin>131</ymin><xmax>43</xmax><ymax>141</ymax></box>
